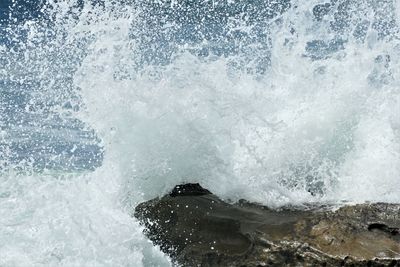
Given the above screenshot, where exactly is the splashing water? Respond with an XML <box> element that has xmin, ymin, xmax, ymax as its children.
<box><xmin>1</xmin><ymin>0</ymin><xmax>400</xmax><ymax>265</ymax></box>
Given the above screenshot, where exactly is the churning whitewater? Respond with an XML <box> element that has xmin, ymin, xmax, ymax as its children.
<box><xmin>1</xmin><ymin>0</ymin><xmax>400</xmax><ymax>266</ymax></box>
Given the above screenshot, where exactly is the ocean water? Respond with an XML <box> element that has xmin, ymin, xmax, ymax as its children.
<box><xmin>1</xmin><ymin>0</ymin><xmax>400</xmax><ymax>266</ymax></box>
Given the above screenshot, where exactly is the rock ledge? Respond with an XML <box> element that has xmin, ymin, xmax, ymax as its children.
<box><xmin>134</xmin><ymin>183</ymin><xmax>400</xmax><ymax>266</ymax></box>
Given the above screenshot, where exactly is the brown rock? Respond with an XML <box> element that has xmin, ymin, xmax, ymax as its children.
<box><xmin>134</xmin><ymin>183</ymin><xmax>400</xmax><ymax>266</ymax></box>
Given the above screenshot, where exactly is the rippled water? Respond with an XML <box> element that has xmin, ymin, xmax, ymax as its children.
<box><xmin>1</xmin><ymin>0</ymin><xmax>400</xmax><ymax>266</ymax></box>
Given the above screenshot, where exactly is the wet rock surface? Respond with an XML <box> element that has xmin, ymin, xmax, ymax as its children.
<box><xmin>134</xmin><ymin>184</ymin><xmax>400</xmax><ymax>266</ymax></box>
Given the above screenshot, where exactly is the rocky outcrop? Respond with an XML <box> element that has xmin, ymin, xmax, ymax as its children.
<box><xmin>134</xmin><ymin>183</ymin><xmax>400</xmax><ymax>266</ymax></box>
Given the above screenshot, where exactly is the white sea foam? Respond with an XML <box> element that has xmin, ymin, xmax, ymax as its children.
<box><xmin>1</xmin><ymin>0</ymin><xmax>400</xmax><ymax>266</ymax></box>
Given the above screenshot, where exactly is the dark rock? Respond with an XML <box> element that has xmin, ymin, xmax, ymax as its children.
<box><xmin>170</xmin><ymin>183</ymin><xmax>212</xmax><ymax>197</ymax></box>
<box><xmin>134</xmin><ymin>184</ymin><xmax>400</xmax><ymax>266</ymax></box>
